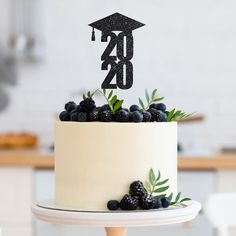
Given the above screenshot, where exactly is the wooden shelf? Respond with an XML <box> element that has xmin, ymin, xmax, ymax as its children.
<box><xmin>0</xmin><ymin>150</ymin><xmax>236</xmax><ymax>170</ymax></box>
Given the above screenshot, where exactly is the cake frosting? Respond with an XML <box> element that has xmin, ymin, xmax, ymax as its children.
<box><xmin>55</xmin><ymin>121</ymin><xmax>177</xmax><ymax>210</ymax></box>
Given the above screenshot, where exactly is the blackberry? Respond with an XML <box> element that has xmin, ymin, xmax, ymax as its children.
<box><xmin>161</xmin><ymin>197</ymin><xmax>170</xmax><ymax>208</ymax></box>
<box><xmin>70</xmin><ymin>111</ymin><xmax>78</xmax><ymax>121</ymax></box>
<box><xmin>156</xmin><ymin>103</ymin><xmax>166</xmax><ymax>112</ymax></box>
<box><xmin>114</xmin><ymin>109</ymin><xmax>130</xmax><ymax>122</ymax></box>
<box><xmin>99</xmin><ymin>110</ymin><xmax>113</xmax><ymax>122</ymax></box>
<box><xmin>153</xmin><ymin>199</ymin><xmax>161</xmax><ymax>209</ymax></box>
<box><xmin>140</xmin><ymin>110</ymin><xmax>152</xmax><ymax>122</ymax></box>
<box><xmin>148</xmin><ymin>108</ymin><xmax>167</xmax><ymax>122</ymax></box>
<box><xmin>129</xmin><ymin>181</ymin><xmax>145</xmax><ymax>197</ymax></box>
<box><xmin>120</xmin><ymin>194</ymin><xmax>139</xmax><ymax>210</ymax></box>
<box><xmin>130</xmin><ymin>105</ymin><xmax>140</xmax><ymax>112</ymax></box>
<box><xmin>79</xmin><ymin>98</ymin><xmax>96</xmax><ymax>113</ymax></box>
<box><xmin>65</xmin><ymin>101</ymin><xmax>76</xmax><ymax>112</ymax></box>
<box><xmin>77</xmin><ymin>112</ymin><xmax>88</xmax><ymax>122</ymax></box>
<box><xmin>130</xmin><ymin>111</ymin><xmax>143</xmax><ymax>122</ymax></box>
<box><xmin>59</xmin><ymin>111</ymin><xmax>70</xmax><ymax>121</ymax></box>
<box><xmin>89</xmin><ymin>108</ymin><xmax>100</xmax><ymax>121</ymax></box>
<box><xmin>107</xmin><ymin>200</ymin><xmax>120</xmax><ymax>211</ymax></box>
<box><xmin>139</xmin><ymin>194</ymin><xmax>156</xmax><ymax>210</ymax></box>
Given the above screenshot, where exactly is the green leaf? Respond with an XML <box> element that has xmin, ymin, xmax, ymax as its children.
<box><xmin>175</xmin><ymin>192</ymin><xmax>181</xmax><ymax>202</ymax></box>
<box><xmin>87</xmin><ymin>91</ymin><xmax>91</xmax><ymax>98</ymax></box>
<box><xmin>83</xmin><ymin>94</ymin><xmax>86</xmax><ymax>100</ymax></box>
<box><xmin>144</xmin><ymin>181</ymin><xmax>152</xmax><ymax>193</ymax></box>
<box><xmin>103</xmin><ymin>88</ymin><xmax>106</xmax><ymax>95</ymax></box>
<box><xmin>168</xmin><ymin>193</ymin><xmax>173</xmax><ymax>202</ymax></box>
<box><xmin>108</xmin><ymin>90</ymin><xmax>113</xmax><ymax>99</ymax></box>
<box><xmin>90</xmin><ymin>89</ymin><xmax>98</xmax><ymax>97</ymax></box>
<box><xmin>156</xmin><ymin>170</ymin><xmax>161</xmax><ymax>182</ymax></box>
<box><xmin>149</xmin><ymin>168</ymin><xmax>156</xmax><ymax>186</ymax></box>
<box><xmin>139</xmin><ymin>98</ymin><xmax>145</xmax><ymax>109</ymax></box>
<box><xmin>145</xmin><ymin>89</ymin><xmax>150</xmax><ymax>104</ymax></box>
<box><xmin>167</xmin><ymin>109</ymin><xmax>176</xmax><ymax>121</ymax></box>
<box><xmin>180</xmin><ymin>198</ymin><xmax>191</xmax><ymax>203</ymax></box>
<box><xmin>157</xmin><ymin>178</ymin><xmax>169</xmax><ymax>186</ymax></box>
<box><xmin>110</xmin><ymin>95</ymin><xmax>117</xmax><ymax>105</ymax></box>
<box><xmin>154</xmin><ymin>194</ymin><xmax>166</xmax><ymax>200</ymax></box>
<box><xmin>154</xmin><ymin>186</ymin><xmax>169</xmax><ymax>193</ymax></box>
<box><xmin>151</xmin><ymin>89</ymin><xmax>157</xmax><ymax>100</ymax></box>
<box><xmin>153</xmin><ymin>97</ymin><xmax>164</xmax><ymax>102</ymax></box>
<box><xmin>113</xmin><ymin>100</ymin><xmax>123</xmax><ymax>112</ymax></box>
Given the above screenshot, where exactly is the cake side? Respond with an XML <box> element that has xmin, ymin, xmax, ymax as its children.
<box><xmin>55</xmin><ymin>122</ymin><xmax>177</xmax><ymax>210</ymax></box>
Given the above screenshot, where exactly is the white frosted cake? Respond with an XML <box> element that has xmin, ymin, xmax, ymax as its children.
<box><xmin>55</xmin><ymin>121</ymin><xmax>177</xmax><ymax>210</ymax></box>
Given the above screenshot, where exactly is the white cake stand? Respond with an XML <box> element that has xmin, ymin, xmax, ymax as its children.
<box><xmin>32</xmin><ymin>200</ymin><xmax>201</xmax><ymax>236</ymax></box>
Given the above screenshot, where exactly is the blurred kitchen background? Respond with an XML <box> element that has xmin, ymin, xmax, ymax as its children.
<box><xmin>1</xmin><ymin>0</ymin><xmax>236</xmax><ymax>235</ymax></box>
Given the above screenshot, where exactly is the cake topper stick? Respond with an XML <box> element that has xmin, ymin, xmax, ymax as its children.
<box><xmin>89</xmin><ymin>13</ymin><xmax>145</xmax><ymax>90</ymax></box>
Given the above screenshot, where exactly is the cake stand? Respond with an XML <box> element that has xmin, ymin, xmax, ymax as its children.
<box><xmin>32</xmin><ymin>200</ymin><xmax>201</xmax><ymax>236</ymax></box>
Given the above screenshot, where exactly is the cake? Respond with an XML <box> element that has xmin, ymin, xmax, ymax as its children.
<box><xmin>55</xmin><ymin>122</ymin><xmax>177</xmax><ymax>210</ymax></box>
<box><xmin>54</xmin><ymin>89</ymin><xmax>191</xmax><ymax>211</ymax></box>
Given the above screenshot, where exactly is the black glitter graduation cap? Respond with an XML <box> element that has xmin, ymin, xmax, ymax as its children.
<box><xmin>89</xmin><ymin>12</ymin><xmax>145</xmax><ymax>41</ymax></box>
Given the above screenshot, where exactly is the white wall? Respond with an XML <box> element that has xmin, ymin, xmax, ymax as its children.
<box><xmin>0</xmin><ymin>0</ymin><xmax>236</xmax><ymax>151</ymax></box>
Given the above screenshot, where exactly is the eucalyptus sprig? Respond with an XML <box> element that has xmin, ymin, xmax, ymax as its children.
<box><xmin>145</xmin><ymin>169</ymin><xmax>191</xmax><ymax>206</ymax></box>
<box><xmin>139</xmin><ymin>89</ymin><xmax>164</xmax><ymax>110</ymax></box>
<box><xmin>167</xmin><ymin>109</ymin><xmax>194</xmax><ymax>122</ymax></box>
<box><xmin>101</xmin><ymin>89</ymin><xmax>123</xmax><ymax>113</ymax></box>
<box><xmin>82</xmin><ymin>89</ymin><xmax>99</xmax><ymax>100</ymax></box>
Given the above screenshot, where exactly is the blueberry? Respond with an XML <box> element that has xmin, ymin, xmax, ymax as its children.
<box><xmin>100</xmin><ymin>104</ymin><xmax>110</xmax><ymax>111</ymax></box>
<box><xmin>65</xmin><ymin>101</ymin><xmax>76</xmax><ymax>112</ymax></box>
<box><xmin>131</xmin><ymin>111</ymin><xmax>143</xmax><ymax>123</ymax></box>
<box><xmin>158</xmin><ymin>110</ymin><xmax>167</xmax><ymax>122</ymax></box>
<box><xmin>149</xmin><ymin>103</ymin><xmax>157</xmax><ymax>109</ymax></box>
<box><xmin>156</xmin><ymin>103</ymin><xmax>166</xmax><ymax>112</ymax></box>
<box><xmin>130</xmin><ymin>105</ymin><xmax>140</xmax><ymax>112</ymax></box>
<box><xmin>70</xmin><ymin>111</ymin><xmax>78</xmax><ymax>121</ymax></box>
<box><xmin>153</xmin><ymin>199</ymin><xmax>161</xmax><ymax>209</ymax></box>
<box><xmin>59</xmin><ymin>111</ymin><xmax>70</xmax><ymax>121</ymax></box>
<box><xmin>107</xmin><ymin>200</ymin><xmax>120</xmax><ymax>211</ymax></box>
<box><xmin>77</xmin><ymin>112</ymin><xmax>88</xmax><ymax>122</ymax></box>
<box><xmin>161</xmin><ymin>197</ymin><xmax>170</xmax><ymax>208</ymax></box>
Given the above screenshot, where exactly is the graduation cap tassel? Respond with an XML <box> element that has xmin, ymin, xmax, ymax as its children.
<box><xmin>91</xmin><ymin>28</ymin><xmax>95</xmax><ymax>41</ymax></box>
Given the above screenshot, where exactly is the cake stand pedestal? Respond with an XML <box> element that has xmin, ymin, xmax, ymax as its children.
<box><xmin>32</xmin><ymin>200</ymin><xmax>201</xmax><ymax>236</ymax></box>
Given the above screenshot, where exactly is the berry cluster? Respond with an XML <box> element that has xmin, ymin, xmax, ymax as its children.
<box><xmin>107</xmin><ymin>180</ymin><xmax>170</xmax><ymax>211</ymax></box>
<box><xmin>59</xmin><ymin>98</ymin><xmax>168</xmax><ymax>123</ymax></box>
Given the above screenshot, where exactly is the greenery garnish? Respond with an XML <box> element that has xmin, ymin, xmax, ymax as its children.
<box><xmin>101</xmin><ymin>89</ymin><xmax>124</xmax><ymax>113</ymax></box>
<box><xmin>145</xmin><ymin>168</ymin><xmax>191</xmax><ymax>206</ymax></box>
<box><xmin>139</xmin><ymin>89</ymin><xmax>164</xmax><ymax>110</ymax></box>
<box><xmin>167</xmin><ymin>109</ymin><xmax>194</xmax><ymax>122</ymax></box>
<box><xmin>83</xmin><ymin>89</ymin><xmax>99</xmax><ymax>100</ymax></box>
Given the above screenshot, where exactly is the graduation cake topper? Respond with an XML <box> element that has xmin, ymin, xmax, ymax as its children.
<box><xmin>89</xmin><ymin>13</ymin><xmax>145</xmax><ymax>90</ymax></box>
